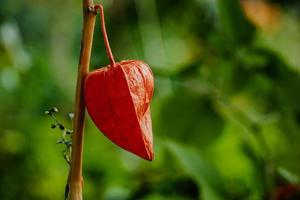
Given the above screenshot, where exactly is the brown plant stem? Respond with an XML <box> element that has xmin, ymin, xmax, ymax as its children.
<box><xmin>68</xmin><ymin>0</ymin><xmax>96</xmax><ymax>199</ymax></box>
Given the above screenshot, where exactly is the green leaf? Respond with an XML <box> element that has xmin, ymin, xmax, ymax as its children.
<box><xmin>256</xmin><ymin>14</ymin><xmax>300</xmax><ymax>73</ymax></box>
<box><xmin>164</xmin><ymin>140</ymin><xmax>225</xmax><ymax>200</ymax></box>
<box><xmin>216</xmin><ymin>0</ymin><xmax>255</xmax><ymax>44</ymax></box>
<box><xmin>157</xmin><ymin>87</ymin><xmax>224</xmax><ymax>147</ymax></box>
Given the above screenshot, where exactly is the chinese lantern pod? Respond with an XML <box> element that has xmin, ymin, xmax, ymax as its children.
<box><xmin>84</xmin><ymin>60</ymin><xmax>154</xmax><ymax>160</ymax></box>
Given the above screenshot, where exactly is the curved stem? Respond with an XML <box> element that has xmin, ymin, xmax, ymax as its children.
<box><xmin>95</xmin><ymin>4</ymin><xmax>116</xmax><ymax>67</ymax></box>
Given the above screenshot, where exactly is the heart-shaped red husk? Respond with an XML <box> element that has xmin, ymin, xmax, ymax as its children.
<box><xmin>84</xmin><ymin>60</ymin><xmax>154</xmax><ymax>160</ymax></box>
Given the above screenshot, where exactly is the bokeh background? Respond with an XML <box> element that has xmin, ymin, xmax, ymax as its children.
<box><xmin>1</xmin><ymin>0</ymin><xmax>300</xmax><ymax>199</ymax></box>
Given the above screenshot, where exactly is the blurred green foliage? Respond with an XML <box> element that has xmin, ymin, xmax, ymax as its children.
<box><xmin>0</xmin><ymin>0</ymin><xmax>300</xmax><ymax>199</ymax></box>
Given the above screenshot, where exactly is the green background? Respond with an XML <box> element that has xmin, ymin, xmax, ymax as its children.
<box><xmin>0</xmin><ymin>0</ymin><xmax>300</xmax><ymax>199</ymax></box>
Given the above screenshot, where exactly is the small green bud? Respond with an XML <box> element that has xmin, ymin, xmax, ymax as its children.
<box><xmin>58</xmin><ymin>123</ymin><xmax>65</xmax><ymax>130</ymax></box>
<box><xmin>52</xmin><ymin>107</ymin><xmax>59</xmax><ymax>113</ymax></box>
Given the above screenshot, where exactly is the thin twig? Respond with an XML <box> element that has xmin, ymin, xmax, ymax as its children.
<box><xmin>67</xmin><ymin>0</ymin><xmax>96</xmax><ymax>199</ymax></box>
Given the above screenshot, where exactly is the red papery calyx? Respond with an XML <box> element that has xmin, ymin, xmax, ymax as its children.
<box><xmin>84</xmin><ymin>4</ymin><xmax>154</xmax><ymax>160</ymax></box>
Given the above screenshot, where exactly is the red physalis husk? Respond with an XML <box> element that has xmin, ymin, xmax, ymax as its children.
<box><xmin>84</xmin><ymin>4</ymin><xmax>154</xmax><ymax>160</ymax></box>
<box><xmin>85</xmin><ymin>60</ymin><xmax>154</xmax><ymax>160</ymax></box>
